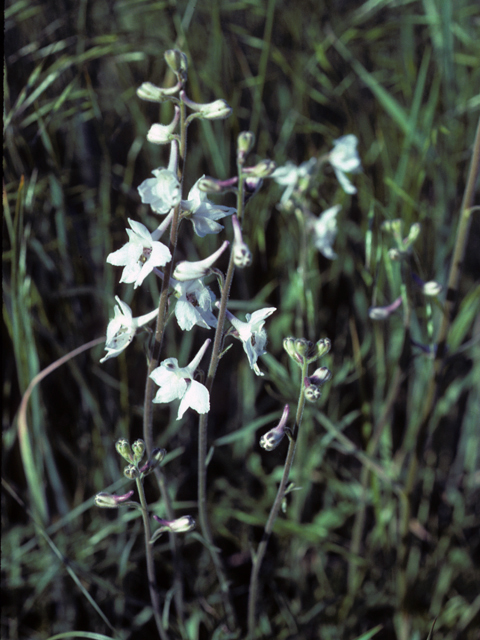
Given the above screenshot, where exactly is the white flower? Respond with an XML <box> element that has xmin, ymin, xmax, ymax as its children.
<box><xmin>106</xmin><ymin>219</ymin><xmax>171</xmax><ymax>289</ymax></box>
<box><xmin>181</xmin><ymin>176</ymin><xmax>236</xmax><ymax>237</ymax></box>
<box><xmin>329</xmin><ymin>135</ymin><xmax>362</xmax><ymax>195</ymax></box>
<box><xmin>306</xmin><ymin>205</ymin><xmax>341</xmax><ymax>260</ymax></box>
<box><xmin>100</xmin><ymin>297</ymin><xmax>158</xmax><ymax>363</ymax></box>
<box><xmin>224</xmin><ymin>306</ymin><xmax>276</xmax><ymax>376</ymax></box>
<box><xmin>173</xmin><ymin>240</ymin><xmax>229</xmax><ymax>282</ymax></box>
<box><xmin>138</xmin><ymin>168</ymin><xmax>181</xmax><ymax>214</ymax></box>
<box><xmin>172</xmin><ymin>277</ymin><xmax>217</xmax><ymax>331</ymax></box>
<box><xmin>150</xmin><ymin>339</ymin><xmax>211</xmax><ymax>420</ymax></box>
<box><xmin>272</xmin><ymin>158</ymin><xmax>316</xmax><ymax>204</ymax></box>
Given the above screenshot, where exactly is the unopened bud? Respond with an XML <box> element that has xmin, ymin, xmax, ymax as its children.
<box><xmin>197</xmin><ymin>175</ymin><xmax>238</xmax><ymax>194</ymax></box>
<box><xmin>407</xmin><ymin>222</ymin><xmax>421</xmax><ymax>245</ymax></box>
<box><xmin>313</xmin><ymin>338</ymin><xmax>331</xmax><ymax>361</ymax></box>
<box><xmin>304</xmin><ymin>383</ymin><xmax>322</xmax><ymax>402</ymax></box>
<box><xmin>116</xmin><ymin>438</ymin><xmax>133</xmax><ymax>463</ymax></box>
<box><xmin>243</xmin><ymin>159</ymin><xmax>277</xmax><ymax>178</ymax></box>
<box><xmin>422</xmin><ymin>280</ymin><xmax>442</xmax><ymax>296</ymax></box>
<box><xmin>309</xmin><ymin>366</ymin><xmax>332</xmax><ymax>385</ymax></box>
<box><xmin>200</xmin><ymin>99</ymin><xmax>232</xmax><ymax>120</ymax></box>
<box><xmin>124</xmin><ymin>465</ymin><xmax>140</xmax><ymax>480</ymax></box>
<box><xmin>95</xmin><ymin>490</ymin><xmax>135</xmax><ymax>508</ymax></box>
<box><xmin>382</xmin><ymin>219</ymin><xmax>402</xmax><ymax>235</ymax></box>
<box><xmin>136</xmin><ymin>81</ymin><xmax>180</xmax><ymax>103</ymax></box>
<box><xmin>231</xmin><ymin>214</ymin><xmax>252</xmax><ymax>268</ymax></box>
<box><xmin>368</xmin><ymin>295</ymin><xmax>402</xmax><ymax>320</ymax></box>
<box><xmin>151</xmin><ymin>515</ymin><xmax>196</xmax><ymax>543</ymax></box>
<box><xmin>132</xmin><ymin>439</ymin><xmax>146</xmax><ymax>463</ymax></box>
<box><xmin>164</xmin><ymin>49</ymin><xmax>188</xmax><ymax>77</ymax></box>
<box><xmin>237</xmin><ymin>131</ymin><xmax>256</xmax><ymax>163</ymax></box>
<box><xmin>388</xmin><ymin>248</ymin><xmax>402</xmax><ymax>261</ymax></box>
<box><xmin>259</xmin><ymin>405</ymin><xmax>289</xmax><ymax>451</ymax></box>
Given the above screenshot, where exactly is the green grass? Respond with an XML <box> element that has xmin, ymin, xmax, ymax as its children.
<box><xmin>3</xmin><ymin>0</ymin><xmax>480</xmax><ymax>639</ymax></box>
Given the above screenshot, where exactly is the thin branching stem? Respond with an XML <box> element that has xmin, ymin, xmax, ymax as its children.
<box><xmin>196</xmin><ymin>170</ymin><xmax>246</xmax><ymax>630</ymax></box>
<box><xmin>136</xmin><ymin>476</ymin><xmax>169</xmax><ymax>640</ymax></box>
<box><xmin>247</xmin><ymin>359</ymin><xmax>308</xmax><ymax>638</ymax></box>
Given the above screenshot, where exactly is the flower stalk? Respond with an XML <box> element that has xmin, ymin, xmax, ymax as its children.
<box><xmin>247</xmin><ymin>358</ymin><xmax>309</xmax><ymax>638</ymax></box>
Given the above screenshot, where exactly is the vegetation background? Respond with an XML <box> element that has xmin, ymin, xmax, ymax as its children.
<box><xmin>3</xmin><ymin>0</ymin><xmax>480</xmax><ymax>639</ymax></box>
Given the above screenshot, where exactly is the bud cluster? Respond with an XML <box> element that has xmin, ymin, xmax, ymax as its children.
<box><xmin>283</xmin><ymin>337</ymin><xmax>331</xmax><ymax>367</ymax></box>
<box><xmin>114</xmin><ymin>439</ymin><xmax>166</xmax><ymax>482</ymax></box>
<box><xmin>382</xmin><ymin>219</ymin><xmax>421</xmax><ymax>261</ymax></box>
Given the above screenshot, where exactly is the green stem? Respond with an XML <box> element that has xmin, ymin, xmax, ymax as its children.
<box><xmin>196</xmin><ymin>169</ymin><xmax>247</xmax><ymax>630</ymax></box>
<box><xmin>247</xmin><ymin>359</ymin><xmax>308</xmax><ymax>638</ymax></box>
<box><xmin>136</xmin><ymin>476</ymin><xmax>169</xmax><ymax>640</ymax></box>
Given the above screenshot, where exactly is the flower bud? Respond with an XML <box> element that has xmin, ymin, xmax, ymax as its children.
<box><xmin>381</xmin><ymin>219</ymin><xmax>402</xmax><ymax>235</ymax></box>
<box><xmin>243</xmin><ymin>159</ymin><xmax>277</xmax><ymax>178</ymax></box>
<box><xmin>283</xmin><ymin>337</ymin><xmax>305</xmax><ymax>366</ymax></box>
<box><xmin>304</xmin><ymin>383</ymin><xmax>322</xmax><ymax>402</ymax></box>
<box><xmin>368</xmin><ymin>295</ymin><xmax>402</xmax><ymax>320</ymax></box>
<box><xmin>139</xmin><ymin>447</ymin><xmax>168</xmax><ymax>476</ymax></box>
<box><xmin>259</xmin><ymin>405</ymin><xmax>289</xmax><ymax>451</ymax></box>
<box><xmin>132</xmin><ymin>439</ymin><xmax>146</xmax><ymax>463</ymax></box>
<box><xmin>124</xmin><ymin>465</ymin><xmax>140</xmax><ymax>480</ymax></box>
<box><xmin>295</xmin><ymin>338</ymin><xmax>312</xmax><ymax>356</ymax></box>
<box><xmin>231</xmin><ymin>214</ymin><xmax>252</xmax><ymax>268</ymax></box>
<box><xmin>95</xmin><ymin>490</ymin><xmax>135</xmax><ymax>508</ymax></box>
<box><xmin>116</xmin><ymin>438</ymin><xmax>133</xmax><ymax>463</ymax></box>
<box><xmin>136</xmin><ymin>81</ymin><xmax>181</xmax><ymax>103</ymax></box>
<box><xmin>313</xmin><ymin>338</ymin><xmax>331</xmax><ymax>361</ymax></box>
<box><xmin>244</xmin><ymin>176</ymin><xmax>264</xmax><ymax>202</ymax></box>
<box><xmin>233</xmin><ymin>244</ymin><xmax>252</xmax><ymax>268</ymax></box>
<box><xmin>197</xmin><ymin>175</ymin><xmax>238</xmax><ymax>194</ymax></box>
<box><xmin>164</xmin><ymin>49</ymin><xmax>188</xmax><ymax>77</ymax></box>
<box><xmin>200</xmin><ymin>99</ymin><xmax>232</xmax><ymax>120</ymax></box>
<box><xmin>422</xmin><ymin>280</ymin><xmax>442</xmax><ymax>296</ymax></box>
<box><xmin>146</xmin><ymin>107</ymin><xmax>180</xmax><ymax>145</ymax></box>
<box><xmin>388</xmin><ymin>248</ymin><xmax>402</xmax><ymax>261</ymax></box>
<box><xmin>309</xmin><ymin>366</ymin><xmax>332</xmax><ymax>385</ymax></box>
<box><xmin>407</xmin><ymin>222</ymin><xmax>421</xmax><ymax>245</ymax></box>
<box><xmin>151</xmin><ymin>515</ymin><xmax>196</xmax><ymax>542</ymax></box>
<box><xmin>237</xmin><ymin>131</ymin><xmax>255</xmax><ymax>163</ymax></box>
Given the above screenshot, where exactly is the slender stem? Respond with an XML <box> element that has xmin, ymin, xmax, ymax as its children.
<box><xmin>247</xmin><ymin>359</ymin><xmax>308</xmax><ymax>638</ymax></box>
<box><xmin>196</xmin><ymin>170</ymin><xmax>247</xmax><ymax>630</ymax></box>
<box><xmin>136</xmin><ymin>476</ymin><xmax>169</xmax><ymax>640</ymax></box>
<box><xmin>142</xmin><ymin>98</ymin><xmax>189</xmax><ymax>631</ymax></box>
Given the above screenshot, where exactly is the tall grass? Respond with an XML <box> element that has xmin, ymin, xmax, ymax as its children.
<box><xmin>3</xmin><ymin>0</ymin><xmax>480</xmax><ymax>639</ymax></box>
